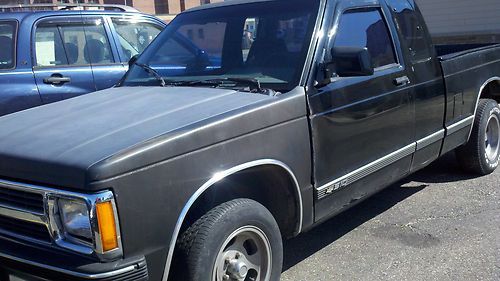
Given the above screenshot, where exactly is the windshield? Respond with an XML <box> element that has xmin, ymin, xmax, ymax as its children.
<box><xmin>121</xmin><ymin>0</ymin><xmax>320</xmax><ymax>91</ymax></box>
<box><xmin>0</xmin><ymin>21</ymin><xmax>16</xmax><ymax>70</ymax></box>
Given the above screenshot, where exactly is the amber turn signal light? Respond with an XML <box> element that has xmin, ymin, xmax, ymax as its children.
<box><xmin>96</xmin><ymin>201</ymin><xmax>118</xmax><ymax>252</ymax></box>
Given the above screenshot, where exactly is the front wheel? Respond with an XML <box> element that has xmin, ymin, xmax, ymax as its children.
<box><xmin>176</xmin><ymin>199</ymin><xmax>283</xmax><ymax>281</ymax></box>
<box><xmin>456</xmin><ymin>98</ymin><xmax>500</xmax><ymax>175</ymax></box>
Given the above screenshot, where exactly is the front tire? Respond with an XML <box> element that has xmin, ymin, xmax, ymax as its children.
<box><xmin>456</xmin><ymin>99</ymin><xmax>500</xmax><ymax>175</ymax></box>
<box><xmin>176</xmin><ymin>199</ymin><xmax>283</xmax><ymax>281</ymax></box>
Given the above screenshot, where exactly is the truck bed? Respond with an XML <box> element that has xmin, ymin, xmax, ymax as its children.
<box><xmin>436</xmin><ymin>43</ymin><xmax>500</xmax><ymax>60</ymax></box>
<box><xmin>437</xmin><ymin>43</ymin><xmax>500</xmax><ymax>153</ymax></box>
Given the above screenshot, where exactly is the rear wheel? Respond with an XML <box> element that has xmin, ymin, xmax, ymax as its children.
<box><xmin>176</xmin><ymin>199</ymin><xmax>283</xmax><ymax>281</ymax></box>
<box><xmin>456</xmin><ymin>99</ymin><xmax>500</xmax><ymax>175</ymax></box>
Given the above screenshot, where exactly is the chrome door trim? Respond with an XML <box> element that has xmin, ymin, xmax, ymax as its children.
<box><xmin>161</xmin><ymin>159</ymin><xmax>302</xmax><ymax>281</ymax></box>
<box><xmin>416</xmin><ymin>129</ymin><xmax>445</xmax><ymax>151</ymax></box>
<box><xmin>446</xmin><ymin>115</ymin><xmax>474</xmax><ymax>136</ymax></box>
<box><xmin>316</xmin><ymin>142</ymin><xmax>416</xmax><ymax>200</ymax></box>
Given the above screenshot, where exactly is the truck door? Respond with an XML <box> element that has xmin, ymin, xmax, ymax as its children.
<box><xmin>385</xmin><ymin>0</ymin><xmax>446</xmax><ymax>172</ymax></box>
<box><xmin>32</xmin><ymin>17</ymin><xmax>96</xmax><ymax>104</ymax></box>
<box><xmin>308</xmin><ymin>1</ymin><xmax>415</xmax><ymax>219</ymax></box>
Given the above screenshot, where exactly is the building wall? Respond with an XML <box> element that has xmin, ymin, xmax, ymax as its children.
<box><xmin>416</xmin><ymin>0</ymin><xmax>500</xmax><ymax>43</ymax></box>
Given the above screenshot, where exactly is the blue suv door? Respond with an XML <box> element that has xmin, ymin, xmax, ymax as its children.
<box><xmin>0</xmin><ymin>19</ymin><xmax>42</xmax><ymax>116</ymax></box>
<box><xmin>32</xmin><ymin>16</ymin><xmax>96</xmax><ymax>104</ymax></box>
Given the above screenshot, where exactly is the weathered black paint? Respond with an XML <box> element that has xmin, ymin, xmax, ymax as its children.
<box><xmin>1</xmin><ymin>0</ymin><xmax>500</xmax><ymax>280</ymax></box>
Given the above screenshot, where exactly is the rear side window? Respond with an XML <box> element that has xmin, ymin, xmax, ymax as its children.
<box><xmin>35</xmin><ymin>19</ymin><xmax>113</xmax><ymax>67</ymax></box>
<box><xmin>386</xmin><ymin>0</ymin><xmax>432</xmax><ymax>63</ymax></box>
<box><xmin>334</xmin><ymin>8</ymin><xmax>397</xmax><ymax>69</ymax></box>
<box><xmin>111</xmin><ymin>18</ymin><xmax>163</xmax><ymax>62</ymax></box>
<box><xmin>0</xmin><ymin>21</ymin><xmax>16</xmax><ymax>69</ymax></box>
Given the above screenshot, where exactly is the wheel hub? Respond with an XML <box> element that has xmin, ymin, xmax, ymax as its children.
<box><xmin>226</xmin><ymin>257</ymin><xmax>249</xmax><ymax>279</ymax></box>
<box><xmin>485</xmin><ymin>114</ymin><xmax>500</xmax><ymax>162</ymax></box>
<box><xmin>213</xmin><ymin>226</ymin><xmax>272</xmax><ymax>281</ymax></box>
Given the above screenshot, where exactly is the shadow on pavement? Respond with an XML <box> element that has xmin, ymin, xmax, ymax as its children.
<box><xmin>408</xmin><ymin>152</ymin><xmax>478</xmax><ymax>184</ymax></box>
<box><xmin>282</xmin><ymin>152</ymin><xmax>481</xmax><ymax>271</ymax></box>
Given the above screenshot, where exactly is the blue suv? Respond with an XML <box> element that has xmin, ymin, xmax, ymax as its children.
<box><xmin>0</xmin><ymin>4</ymin><xmax>165</xmax><ymax>116</ymax></box>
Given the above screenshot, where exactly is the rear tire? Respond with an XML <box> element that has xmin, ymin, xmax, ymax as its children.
<box><xmin>456</xmin><ymin>99</ymin><xmax>500</xmax><ymax>175</ymax></box>
<box><xmin>176</xmin><ymin>199</ymin><xmax>283</xmax><ymax>281</ymax></box>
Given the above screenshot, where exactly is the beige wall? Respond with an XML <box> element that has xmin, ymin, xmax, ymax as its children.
<box><xmin>416</xmin><ymin>0</ymin><xmax>500</xmax><ymax>37</ymax></box>
<box><xmin>131</xmin><ymin>0</ymin><xmax>156</xmax><ymax>14</ymax></box>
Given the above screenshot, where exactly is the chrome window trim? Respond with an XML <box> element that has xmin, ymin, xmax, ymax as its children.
<box><xmin>0</xmin><ymin>179</ymin><xmax>122</xmax><ymax>261</ymax></box>
<box><xmin>299</xmin><ymin>0</ymin><xmax>327</xmax><ymax>86</ymax></box>
<box><xmin>316</xmin><ymin>142</ymin><xmax>416</xmax><ymax>200</ymax></box>
<box><xmin>161</xmin><ymin>159</ymin><xmax>302</xmax><ymax>281</ymax></box>
<box><xmin>0</xmin><ymin>251</ymin><xmax>138</xmax><ymax>279</ymax></box>
<box><xmin>468</xmin><ymin>77</ymin><xmax>500</xmax><ymax>140</ymax></box>
<box><xmin>416</xmin><ymin>129</ymin><xmax>445</xmax><ymax>151</ymax></box>
<box><xmin>447</xmin><ymin>115</ymin><xmax>474</xmax><ymax>136</ymax></box>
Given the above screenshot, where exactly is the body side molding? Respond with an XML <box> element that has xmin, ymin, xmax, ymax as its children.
<box><xmin>416</xmin><ymin>129</ymin><xmax>445</xmax><ymax>151</ymax></box>
<box><xmin>161</xmin><ymin>159</ymin><xmax>303</xmax><ymax>281</ymax></box>
<box><xmin>316</xmin><ymin>143</ymin><xmax>416</xmax><ymax>200</ymax></box>
<box><xmin>447</xmin><ymin>115</ymin><xmax>474</xmax><ymax>136</ymax></box>
<box><xmin>316</xmin><ymin>128</ymin><xmax>447</xmax><ymax>201</ymax></box>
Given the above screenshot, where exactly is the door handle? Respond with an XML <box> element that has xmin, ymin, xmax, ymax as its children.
<box><xmin>44</xmin><ymin>75</ymin><xmax>71</xmax><ymax>85</ymax></box>
<box><xmin>393</xmin><ymin>76</ymin><xmax>410</xmax><ymax>86</ymax></box>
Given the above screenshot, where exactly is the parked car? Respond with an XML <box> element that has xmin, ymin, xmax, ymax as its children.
<box><xmin>0</xmin><ymin>4</ymin><xmax>165</xmax><ymax>116</ymax></box>
<box><xmin>1</xmin><ymin>0</ymin><xmax>500</xmax><ymax>280</ymax></box>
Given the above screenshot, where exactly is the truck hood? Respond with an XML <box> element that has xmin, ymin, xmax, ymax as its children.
<box><xmin>0</xmin><ymin>86</ymin><xmax>295</xmax><ymax>189</ymax></box>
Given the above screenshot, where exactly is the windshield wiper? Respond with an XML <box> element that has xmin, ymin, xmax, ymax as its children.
<box><xmin>134</xmin><ymin>62</ymin><xmax>166</xmax><ymax>87</ymax></box>
<box><xmin>186</xmin><ymin>77</ymin><xmax>263</xmax><ymax>92</ymax></box>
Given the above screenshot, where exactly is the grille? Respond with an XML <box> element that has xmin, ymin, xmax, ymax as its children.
<box><xmin>0</xmin><ymin>214</ymin><xmax>51</xmax><ymax>242</ymax></box>
<box><xmin>0</xmin><ymin>187</ymin><xmax>44</xmax><ymax>214</ymax></box>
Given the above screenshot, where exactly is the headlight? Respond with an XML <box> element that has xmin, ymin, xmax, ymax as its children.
<box><xmin>58</xmin><ymin>198</ymin><xmax>92</xmax><ymax>240</ymax></box>
<box><xmin>47</xmin><ymin>191</ymin><xmax>122</xmax><ymax>260</ymax></box>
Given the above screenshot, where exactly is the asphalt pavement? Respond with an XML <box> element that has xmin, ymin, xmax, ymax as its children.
<box><xmin>281</xmin><ymin>153</ymin><xmax>500</xmax><ymax>281</ymax></box>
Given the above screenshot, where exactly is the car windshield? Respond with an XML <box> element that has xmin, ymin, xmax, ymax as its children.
<box><xmin>121</xmin><ymin>0</ymin><xmax>320</xmax><ymax>92</ymax></box>
<box><xmin>0</xmin><ymin>21</ymin><xmax>16</xmax><ymax>70</ymax></box>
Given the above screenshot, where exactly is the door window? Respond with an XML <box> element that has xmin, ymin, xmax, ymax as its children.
<box><xmin>334</xmin><ymin>8</ymin><xmax>397</xmax><ymax>69</ymax></box>
<box><xmin>111</xmin><ymin>18</ymin><xmax>163</xmax><ymax>62</ymax></box>
<box><xmin>242</xmin><ymin>18</ymin><xmax>258</xmax><ymax>62</ymax></box>
<box><xmin>0</xmin><ymin>21</ymin><xmax>16</xmax><ymax>69</ymax></box>
<box><xmin>35</xmin><ymin>20</ymin><xmax>113</xmax><ymax>67</ymax></box>
<box><xmin>81</xmin><ymin>19</ymin><xmax>114</xmax><ymax>64</ymax></box>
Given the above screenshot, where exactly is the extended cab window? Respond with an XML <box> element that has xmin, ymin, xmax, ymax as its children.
<box><xmin>111</xmin><ymin>18</ymin><xmax>163</xmax><ymax>62</ymax></box>
<box><xmin>334</xmin><ymin>8</ymin><xmax>397</xmax><ymax>69</ymax></box>
<box><xmin>0</xmin><ymin>21</ymin><xmax>16</xmax><ymax>69</ymax></box>
<box><xmin>386</xmin><ymin>0</ymin><xmax>432</xmax><ymax>63</ymax></box>
<box><xmin>35</xmin><ymin>20</ymin><xmax>113</xmax><ymax>67</ymax></box>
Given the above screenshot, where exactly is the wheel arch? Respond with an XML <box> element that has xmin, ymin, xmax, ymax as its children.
<box><xmin>162</xmin><ymin>159</ymin><xmax>303</xmax><ymax>280</ymax></box>
<box><xmin>468</xmin><ymin>77</ymin><xmax>500</xmax><ymax>140</ymax></box>
<box><xmin>479</xmin><ymin>77</ymin><xmax>500</xmax><ymax>104</ymax></box>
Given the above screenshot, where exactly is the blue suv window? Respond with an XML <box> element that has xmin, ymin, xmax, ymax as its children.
<box><xmin>35</xmin><ymin>20</ymin><xmax>113</xmax><ymax>67</ymax></box>
<box><xmin>111</xmin><ymin>18</ymin><xmax>163</xmax><ymax>62</ymax></box>
<box><xmin>0</xmin><ymin>21</ymin><xmax>16</xmax><ymax>70</ymax></box>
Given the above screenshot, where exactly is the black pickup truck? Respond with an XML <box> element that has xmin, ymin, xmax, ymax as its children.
<box><xmin>0</xmin><ymin>0</ymin><xmax>499</xmax><ymax>280</ymax></box>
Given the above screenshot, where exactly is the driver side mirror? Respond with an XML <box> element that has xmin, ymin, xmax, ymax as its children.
<box><xmin>128</xmin><ymin>54</ymin><xmax>140</xmax><ymax>68</ymax></box>
<box><xmin>332</xmin><ymin>46</ymin><xmax>374</xmax><ymax>77</ymax></box>
<box><xmin>315</xmin><ymin>46</ymin><xmax>374</xmax><ymax>87</ymax></box>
